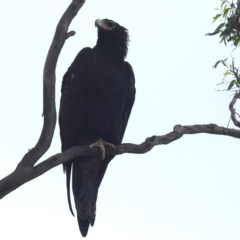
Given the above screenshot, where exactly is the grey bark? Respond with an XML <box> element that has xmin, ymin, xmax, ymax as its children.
<box><xmin>0</xmin><ymin>0</ymin><xmax>85</xmax><ymax>199</ymax></box>
<box><xmin>1</xmin><ymin>121</ymin><xmax>240</xmax><ymax>199</ymax></box>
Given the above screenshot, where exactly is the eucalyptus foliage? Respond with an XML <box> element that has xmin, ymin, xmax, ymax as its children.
<box><xmin>208</xmin><ymin>0</ymin><xmax>240</xmax><ymax>90</ymax></box>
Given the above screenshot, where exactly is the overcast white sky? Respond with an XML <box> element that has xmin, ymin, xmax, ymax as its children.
<box><xmin>1</xmin><ymin>1</ymin><xmax>240</xmax><ymax>239</ymax></box>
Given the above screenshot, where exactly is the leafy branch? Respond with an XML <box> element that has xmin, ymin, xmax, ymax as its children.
<box><xmin>213</xmin><ymin>57</ymin><xmax>240</xmax><ymax>90</ymax></box>
<box><xmin>207</xmin><ymin>0</ymin><xmax>240</xmax><ymax>91</ymax></box>
<box><xmin>207</xmin><ymin>0</ymin><xmax>240</xmax><ymax>46</ymax></box>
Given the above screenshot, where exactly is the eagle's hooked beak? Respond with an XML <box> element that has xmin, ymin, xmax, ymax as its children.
<box><xmin>95</xmin><ymin>19</ymin><xmax>111</xmax><ymax>31</ymax></box>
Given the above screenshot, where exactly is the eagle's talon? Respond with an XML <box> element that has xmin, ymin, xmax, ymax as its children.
<box><xmin>89</xmin><ymin>138</ymin><xmax>115</xmax><ymax>160</ymax></box>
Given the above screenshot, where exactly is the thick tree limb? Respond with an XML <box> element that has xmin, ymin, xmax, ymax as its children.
<box><xmin>0</xmin><ymin>1</ymin><xmax>85</xmax><ymax>198</ymax></box>
<box><xmin>1</xmin><ymin>123</ymin><xmax>240</xmax><ymax>199</ymax></box>
<box><xmin>28</xmin><ymin>0</ymin><xmax>85</xmax><ymax>168</ymax></box>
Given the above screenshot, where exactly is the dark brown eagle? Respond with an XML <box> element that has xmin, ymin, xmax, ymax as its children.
<box><xmin>59</xmin><ymin>19</ymin><xmax>135</xmax><ymax>237</ymax></box>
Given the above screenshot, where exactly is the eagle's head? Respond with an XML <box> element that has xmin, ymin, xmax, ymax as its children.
<box><xmin>95</xmin><ymin>19</ymin><xmax>129</xmax><ymax>59</ymax></box>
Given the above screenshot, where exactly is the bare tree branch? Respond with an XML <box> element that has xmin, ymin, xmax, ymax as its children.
<box><xmin>229</xmin><ymin>91</ymin><xmax>240</xmax><ymax>127</ymax></box>
<box><xmin>0</xmin><ymin>0</ymin><xmax>85</xmax><ymax>198</ymax></box>
<box><xmin>29</xmin><ymin>0</ymin><xmax>85</xmax><ymax>168</ymax></box>
<box><xmin>1</xmin><ymin>123</ymin><xmax>240</xmax><ymax>199</ymax></box>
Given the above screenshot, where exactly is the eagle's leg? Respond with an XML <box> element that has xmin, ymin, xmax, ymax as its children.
<box><xmin>89</xmin><ymin>138</ymin><xmax>115</xmax><ymax>160</ymax></box>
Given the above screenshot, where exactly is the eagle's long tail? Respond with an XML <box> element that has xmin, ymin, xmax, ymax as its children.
<box><xmin>72</xmin><ymin>156</ymin><xmax>104</xmax><ymax>237</ymax></box>
<box><xmin>73</xmin><ymin>161</ymin><xmax>95</xmax><ymax>237</ymax></box>
<box><xmin>64</xmin><ymin>152</ymin><xmax>110</xmax><ymax>237</ymax></box>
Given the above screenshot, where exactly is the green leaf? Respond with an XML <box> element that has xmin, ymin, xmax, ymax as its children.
<box><xmin>223</xmin><ymin>36</ymin><xmax>227</xmax><ymax>45</ymax></box>
<box><xmin>224</xmin><ymin>70</ymin><xmax>231</xmax><ymax>76</ymax></box>
<box><xmin>215</xmin><ymin>22</ymin><xmax>225</xmax><ymax>32</ymax></box>
<box><xmin>228</xmin><ymin>80</ymin><xmax>235</xmax><ymax>90</ymax></box>
<box><xmin>223</xmin><ymin>8</ymin><xmax>230</xmax><ymax>18</ymax></box>
<box><xmin>221</xmin><ymin>0</ymin><xmax>227</xmax><ymax>9</ymax></box>
<box><xmin>221</xmin><ymin>60</ymin><xmax>227</xmax><ymax>66</ymax></box>
<box><xmin>213</xmin><ymin>14</ymin><xmax>222</xmax><ymax>23</ymax></box>
<box><xmin>213</xmin><ymin>60</ymin><xmax>221</xmax><ymax>68</ymax></box>
<box><xmin>233</xmin><ymin>38</ymin><xmax>240</xmax><ymax>46</ymax></box>
<box><xmin>220</xmin><ymin>35</ymin><xmax>225</xmax><ymax>43</ymax></box>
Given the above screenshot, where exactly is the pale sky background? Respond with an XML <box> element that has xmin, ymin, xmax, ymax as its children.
<box><xmin>1</xmin><ymin>1</ymin><xmax>240</xmax><ymax>239</ymax></box>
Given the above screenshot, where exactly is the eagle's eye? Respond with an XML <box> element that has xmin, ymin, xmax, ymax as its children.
<box><xmin>107</xmin><ymin>21</ymin><xmax>115</xmax><ymax>28</ymax></box>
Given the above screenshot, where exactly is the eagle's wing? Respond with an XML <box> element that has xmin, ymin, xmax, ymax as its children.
<box><xmin>59</xmin><ymin>47</ymin><xmax>96</xmax><ymax>215</ymax></box>
<box><xmin>94</xmin><ymin>61</ymin><xmax>136</xmax><ymax>191</ymax></box>
<box><xmin>119</xmin><ymin>61</ymin><xmax>136</xmax><ymax>142</ymax></box>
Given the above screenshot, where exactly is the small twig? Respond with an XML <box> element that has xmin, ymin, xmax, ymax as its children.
<box><xmin>230</xmin><ymin>59</ymin><xmax>240</xmax><ymax>82</ymax></box>
<box><xmin>65</xmin><ymin>31</ymin><xmax>76</xmax><ymax>40</ymax></box>
<box><xmin>235</xmin><ymin>111</ymin><xmax>240</xmax><ymax>117</ymax></box>
<box><xmin>205</xmin><ymin>30</ymin><xmax>220</xmax><ymax>36</ymax></box>
<box><xmin>227</xmin><ymin>114</ymin><xmax>231</xmax><ymax>128</ymax></box>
